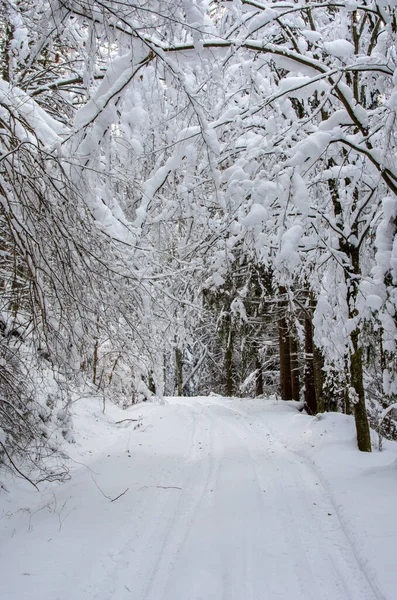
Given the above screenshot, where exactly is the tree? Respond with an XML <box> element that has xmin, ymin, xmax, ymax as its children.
<box><xmin>3</xmin><ymin>0</ymin><xmax>397</xmax><ymax>477</ymax></box>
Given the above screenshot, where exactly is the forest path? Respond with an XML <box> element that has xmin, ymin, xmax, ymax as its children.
<box><xmin>0</xmin><ymin>397</ymin><xmax>381</xmax><ymax>600</ymax></box>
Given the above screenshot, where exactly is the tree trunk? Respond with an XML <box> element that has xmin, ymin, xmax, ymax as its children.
<box><xmin>93</xmin><ymin>339</ymin><xmax>99</xmax><ymax>385</ymax></box>
<box><xmin>313</xmin><ymin>344</ymin><xmax>325</xmax><ymax>412</ymax></box>
<box><xmin>347</xmin><ymin>247</ymin><xmax>371</xmax><ymax>451</ymax></box>
<box><xmin>304</xmin><ymin>315</ymin><xmax>317</xmax><ymax>415</ymax></box>
<box><xmin>225</xmin><ymin>313</ymin><xmax>234</xmax><ymax>396</ymax></box>
<box><xmin>175</xmin><ymin>347</ymin><xmax>183</xmax><ymax>396</ymax></box>
<box><xmin>279</xmin><ymin>315</ymin><xmax>292</xmax><ymax>400</ymax></box>
<box><xmin>255</xmin><ymin>352</ymin><xmax>264</xmax><ymax>396</ymax></box>
<box><xmin>350</xmin><ymin>326</ymin><xmax>372</xmax><ymax>451</ymax></box>
<box><xmin>148</xmin><ymin>371</ymin><xmax>156</xmax><ymax>395</ymax></box>
<box><xmin>329</xmin><ymin>176</ymin><xmax>371</xmax><ymax>450</ymax></box>
<box><xmin>290</xmin><ymin>327</ymin><xmax>300</xmax><ymax>401</ymax></box>
<box><xmin>343</xmin><ymin>359</ymin><xmax>351</xmax><ymax>415</ymax></box>
<box><xmin>0</xmin><ymin>5</ymin><xmax>13</xmax><ymax>83</ymax></box>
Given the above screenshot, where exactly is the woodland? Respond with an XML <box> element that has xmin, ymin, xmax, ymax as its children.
<box><xmin>1</xmin><ymin>0</ymin><xmax>397</xmax><ymax>486</ymax></box>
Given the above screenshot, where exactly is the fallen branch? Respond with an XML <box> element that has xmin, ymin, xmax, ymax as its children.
<box><xmin>115</xmin><ymin>419</ymin><xmax>139</xmax><ymax>424</ymax></box>
<box><xmin>110</xmin><ymin>488</ymin><xmax>129</xmax><ymax>502</ymax></box>
<box><xmin>138</xmin><ymin>485</ymin><xmax>182</xmax><ymax>491</ymax></box>
<box><xmin>91</xmin><ymin>475</ymin><xmax>129</xmax><ymax>502</ymax></box>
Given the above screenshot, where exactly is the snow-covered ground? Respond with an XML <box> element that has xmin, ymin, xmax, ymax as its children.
<box><xmin>1</xmin><ymin>396</ymin><xmax>396</xmax><ymax>600</ymax></box>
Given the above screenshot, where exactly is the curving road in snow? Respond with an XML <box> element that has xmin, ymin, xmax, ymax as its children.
<box><xmin>0</xmin><ymin>397</ymin><xmax>385</xmax><ymax>600</ymax></box>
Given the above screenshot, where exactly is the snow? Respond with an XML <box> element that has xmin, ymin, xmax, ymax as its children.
<box><xmin>248</xmin><ymin>9</ymin><xmax>278</xmax><ymax>33</ymax></box>
<box><xmin>277</xmin><ymin>224</ymin><xmax>303</xmax><ymax>269</ymax></box>
<box><xmin>270</xmin><ymin>54</ymin><xmax>321</xmax><ymax>77</ymax></box>
<box><xmin>288</xmin><ymin>131</ymin><xmax>333</xmax><ymax>166</ymax></box>
<box><xmin>0</xmin><ymin>80</ymin><xmax>67</xmax><ymax>146</ymax></box>
<box><xmin>134</xmin><ymin>150</ymin><xmax>183</xmax><ymax>229</ymax></box>
<box><xmin>211</xmin><ymin>272</ymin><xmax>225</xmax><ymax>287</ymax></box>
<box><xmin>373</xmin><ymin>196</ymin><xmax>397</xmax><ymax>283</ymax></box>
<box><xmin>1</xmin><ymin>396</ymin><xmax>396</xmax><ymax>599</ymax></box>
<box><xmin>366</xmin><ymin>294</ymin><xmax>383</xmax><ymax>311</ymax></box>
<box><xmin>318</xmin><ymin>109</ymin><xmax>351</xmax><ymax>131</ymax></box>
<box><xmin>74</xmin><ymin>51</ymin><xmax>143</xmax><ymax>129</ymax></box>
<box><xmin>239</xmin><ymin>202</ymin><xmax>267</xmax><ymax>227</ymax></box>
<box><xmin>301</xmin><ymin>30</ymin><xmax>322</xmax><ymax>43</ymax></box>
<box><xmin>324</xmin><ymin>40</ymin><xmax>355</xmax><ymax>59</ymax></box>
<box><xmin>278</xmin><ymin>75</ymin><xmax>328</xmax><ymax>99</ymax></box>
<box><xmin>230</xmin><ymin>297</ymin><xmax>248</xmax><ymax>322</ymax></box>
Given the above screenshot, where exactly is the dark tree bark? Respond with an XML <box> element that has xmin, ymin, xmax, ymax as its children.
<box><xmin>175</xmin><ymin>347</ymin><xmax>183</xmax><ymax>396</ymax></box>
<box><xmin>225</xmin><ymin>312</ymin><xmax>234</xmax><ymax>397</ymax></box>
<box><xmin>329</xmin><ymin>175</ymin><xmax>371</xmax><ymax>451</ymax></box>
<box><xmin>255</xmin><ymin>352</ymin><xmax>264</xmax><ymax>396</ymax></box>
<box><xmin>0</xmin><ymin>3</ymin><xmax>13</xmax><ymax>83</ymax></box>
<box><xmin>349</xmin><ymin>252</ymin><xmax>371</xmax><ymax>451</ymax></box>
<box><xmin>279</xmin><ymin>315</ymin><xmax>292</xmax><ymax>400</ymax></box>
<box><xmin>313</xmin><ymin>340</ymin><xmax>325</xmax><ymax>412</ymax></box>
<box><xmin>93</xmin><ymin>339</ymin><xmax>99</xmax><ymax>385</ymax></box>
<box><xmin>304</xmin><ymin>315</ymin><xmax>317</xmax><ymax>415</ymax></box>
<box><xmin>290</xmin><ymin>327</ymin><xmax>300</xmax><ymax>401</ymax></box>
<box><xmin>148</xmin><ymin>371</ymin><xmax>156</xmax><ymax>395</ymax></box>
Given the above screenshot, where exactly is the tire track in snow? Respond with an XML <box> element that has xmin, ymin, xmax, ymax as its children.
<box><xmin>206</xmin><ymin>402</ymin><xmax>316</xmax><ymax>600</ymax></box>
<box><xmin>140</xmin><ymin>404</ymin><xmax>222</xmax><ymax>600</ymax></box>
<box><xmin>87</xmin><ymin>402</ymin><xmax>220</xmax><ymax>600</ymax></box>
<box><xmin>76</xmin><ymin>398</ymin><xmax>386</xmax><ymax>600</ymax></box>
<box><xmin>88</xmin><ymin>405</ymin><xmax>201</xmax><ymax>600</ymax></box>
<box><xmin>230</xmin><ymin>400</ymin><xmax>385</xmax><ymax>600</ymax></box>
<box><xmin>224</xmin><ymin>404</ymin><xmax>333</xmax><ymax>599</ymax></box>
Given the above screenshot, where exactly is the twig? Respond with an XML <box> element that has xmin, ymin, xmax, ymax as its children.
<box><xmin>138</xmin><ymin>485</ymin><xmax>182</xmax><ymax>491</ymax></box>
<box><xmin>115</xmin><ymin>418</ymin><xmax>139</xmax><ymax>424</ymax></box>
<box><xmin>91</xmin><ymin>474</ymin><xmax>129</xmax><ymax>502</ymax></box>
<box><xmin>110</xmin><ymin>488</ymin><xmax>129</xmax><ymax>502</ymax></box>
<box><xmin>0</xmin><ymin>441</ymin><xmax>39</xmax><ymax>490</ymax></box>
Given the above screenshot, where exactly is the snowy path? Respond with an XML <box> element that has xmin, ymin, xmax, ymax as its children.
<box><xmin>0</xmin><ymin>397</ymin><xmax>384</xmax><ymax>600</ymax></box>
